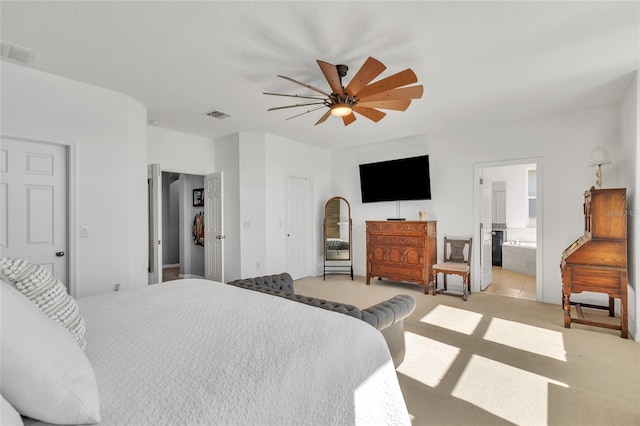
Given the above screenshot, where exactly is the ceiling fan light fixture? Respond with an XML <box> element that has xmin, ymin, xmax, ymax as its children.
<box><xmin>330</xmin><ymin>103</ymin><xmax>352</xmax><ymax>117</ymax></box>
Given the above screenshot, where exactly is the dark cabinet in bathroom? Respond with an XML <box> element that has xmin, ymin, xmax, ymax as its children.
<box><xmin>491</xmin><ymin>230</ymin><xmax>504</xmax><ymax>266</ymax></box>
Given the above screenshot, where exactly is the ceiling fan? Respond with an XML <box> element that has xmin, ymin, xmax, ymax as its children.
<box><xmin>264</xmin><ymin>57</ymin><xmax>423</xmax><ymax>126</ymax></box>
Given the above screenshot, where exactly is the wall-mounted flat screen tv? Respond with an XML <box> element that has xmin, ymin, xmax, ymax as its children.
<box><xmin>359</xmin><ymin>155</ymin><xmax>431</xmax><ymax>203</ymax></box>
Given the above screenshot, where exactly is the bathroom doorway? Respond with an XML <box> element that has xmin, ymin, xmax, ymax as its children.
<box><xmin>474</xmin><ymin>158</ymin><xmax>542</xmax><ymax>301</ymax></box>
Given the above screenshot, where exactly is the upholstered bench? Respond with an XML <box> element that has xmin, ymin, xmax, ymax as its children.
<box><xmin>227</xmin><ymin>273</ymin><xmax>416</xmax><ymax>367</ymax></box>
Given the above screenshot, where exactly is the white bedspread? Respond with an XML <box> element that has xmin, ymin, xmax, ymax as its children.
<box><xmin>27</xmin><ymin>279</ymin><xmax>410</xmax><ymax>425</ymax></box>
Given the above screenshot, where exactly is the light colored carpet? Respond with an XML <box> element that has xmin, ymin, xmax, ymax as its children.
<box><xmin>294</xmin><ymin>275</ymin><xmax>640</xmax><ymax>426</ymax></box>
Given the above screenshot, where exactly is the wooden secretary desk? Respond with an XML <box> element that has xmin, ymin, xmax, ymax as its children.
<box><xmin>560</xmin><ymin>187</ymin><xmax>628</xmax><ymax>338</ymax></box>
<box><xmin>366</xmin><ymin>220</ymin><xmax>437</xmax><ymax>294</ymax></box>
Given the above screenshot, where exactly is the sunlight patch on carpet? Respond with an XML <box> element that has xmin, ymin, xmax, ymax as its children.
<box><xmin>452</xmin><ymin>355</ymin><xmax>568</xmax><ymax>425</ymax></box>
<box><xmin>397</xmin><ymin>331</ymin><xmax>460</xmax><ymax>387</ymax></box>
<box><xmin>420</xmin><ymin>305</ymin><xmax>483</xmax><ymax>335</ymax></box>
<box><xmin>483</xmin><ymin>317</ymin><xmax>567</xmax><ymax>361</ymax></box>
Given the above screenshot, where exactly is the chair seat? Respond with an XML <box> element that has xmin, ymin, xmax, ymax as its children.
<box><xmin>433</xmin><ymin>262</ymin><xmax>470</xmax><ymax>273</ymax></box>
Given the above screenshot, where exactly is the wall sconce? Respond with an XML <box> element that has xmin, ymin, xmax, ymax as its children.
<box><xmin>588</xmin><ymin>146</ymin><xmax>612</xmax><ymax>188</ymax></box>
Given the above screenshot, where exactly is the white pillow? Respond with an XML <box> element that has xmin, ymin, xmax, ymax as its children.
<box><xmin>1</xmin><ymin>395</ymin><xmax>23</xmax><ymax>426</ymax></box>
<box><xmin>0</xmin><ymin>281</ymin><xmax>101</xmax><ymax>424</ymax></box>
<box><xmin>0</xmin><ymin>257</ymin><xmax>86</xmax><ymax>350</ymax></box>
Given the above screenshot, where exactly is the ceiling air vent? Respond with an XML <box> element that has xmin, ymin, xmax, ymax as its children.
<box><xmin>1</xmin><ymin>40</ymin><xmax>40</xmax><ymax>65</ymax></box>
<box><xmin>204</xmin><ymin>110</ymin><xmax>231</xmax><ymax>119</ymax></box>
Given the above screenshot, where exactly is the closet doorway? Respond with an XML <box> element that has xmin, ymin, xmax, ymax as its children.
<box><xmin>161</xmin><ymin>171</ymin><xmax>205</xmax><ymax>282</ymax></box>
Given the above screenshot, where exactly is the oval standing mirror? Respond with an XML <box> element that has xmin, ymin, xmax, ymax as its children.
<box><xmin>323</xmin><ymin>197</ymin><xmax>353</xmax><ymax>279</ymax></box>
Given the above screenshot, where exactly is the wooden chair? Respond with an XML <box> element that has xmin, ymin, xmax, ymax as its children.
<box><xmin>431</xmin><ymin>237</ymin><xmax>472</xmax><ymax>300</ymax></box>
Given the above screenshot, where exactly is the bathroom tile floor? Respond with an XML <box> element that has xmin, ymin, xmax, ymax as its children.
<box><xmin>483</xmin><ymin>266</ymin><xmax>536</xmax><ymax>300</ymax></box>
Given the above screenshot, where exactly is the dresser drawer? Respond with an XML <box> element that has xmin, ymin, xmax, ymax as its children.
<box><xmin>370</xmin><ymin>263</ymin><xmax>424</xmax><ymax>281</ymax></box>
<box><xmin>369</xmin><ymin>235</ymin><xmax>424</xmax><ymax>246</ymax></box>
<box><xmin>367</xmin><ymin>221</ymin><xmax>430</xmax><ymax>235</ymax></box>
<box><xmin>564</xmin><ymin>266</ymin><xmax>623</xmax><ymax>296</ymax></box>
<box><xmin>369</xmin><ymin>245</ymin><xmax>423</xmax><ymax>265</ymax></box>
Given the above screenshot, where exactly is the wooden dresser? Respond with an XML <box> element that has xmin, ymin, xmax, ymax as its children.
<box><xmin>366</xmin><ymin>221</ymin><xmax>437</xmax><ymax>294</ymax></box>
<box><xmin>560</xmin><ymin>187</ymin><xmax>628</xmax><ymax>338</ymax></box>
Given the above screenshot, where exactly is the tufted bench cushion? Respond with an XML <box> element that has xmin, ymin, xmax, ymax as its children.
<box><xmin>232</xmin><ymin>272</ymin><xmax>295</xmax><ymax>293</ymax></box>
<box><xmin>226</xmin><ymin>280</ymin><xmax>364</xmax><ymax>321</ymax></box>
<box><xmin>361</xmin><ymin>294</ymin><xmax>416</xmax><ymax>330</ymax></box>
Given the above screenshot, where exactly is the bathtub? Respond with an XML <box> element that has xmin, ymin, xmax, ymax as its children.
<box><xmin>502</xmin><ymin>241</ymin><xmax>536</xmax><ymax>276</ymax></box>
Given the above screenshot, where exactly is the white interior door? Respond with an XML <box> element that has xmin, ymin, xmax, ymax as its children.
<box><xmin>204</xmin><ymin>171</ymin><xmax>223</xmax><ymax>282</ymax></box>
<box><xmin>285</xmin><ymin>175</ymin><xmax>311</xmax><ymax>280</ymax></box>
<box><xmin>1</xmin><ymin>137</ymin><xmax>68</xmax><ymax>284</ymax></box>
<box><xmin>148</xmin><ymin>163</ymin><xmax>162</xmax><ymax>284</ymax></box>
<box><xmin>480</xmin><ymin>176</ymin><xmax>493</xmax><ymax>290</ymax></box>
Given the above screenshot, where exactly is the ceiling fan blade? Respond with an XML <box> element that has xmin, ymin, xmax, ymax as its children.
<box><xmin>268</xmin><ymin>101</ymin><xmax>326</xmax><ymax>111</ymax></box>
<box><xmin>314</xmin><ymin>109</ymin><xmax>333</xmax><ymax>126</ymax></box>
<box><xmin>355</xmin><ymin>69</ymin><xmax>418</xmax><ymax>100</ymax></box>
<box><xmin>287</xmin><ymin>105</ymin><xmax>327</xmax><ymax>121</ymax></box>
<box><xmin>344</xmin><ymin>57</ymin><xmax>386</xmax><ymax>97</ymax></box>
<box><xmin>342</xmin><ymin>113</ymin><xmax>356</xmax><ymax>126</ymax></box>
<box><xmin>356</xmin><ymin>99</ymin><xmax>411</xmax><ymax>111</ymax></box>
<box><xmin>277</xmin><ymin>75</ymin><xmax>331</xmax><ymax>97</ymax></box>
<box><xmin>317</xmin><ymin>60</ymin><xmax>345</xmax><ymax>96</ymax></box>
<box><xmin>263</xmin><ymin>92</ymin><xmax>327</xmax><ymax>101</ymax></box>
<box><xmin>357</xmin><ymin>85</ymin><xmax>423</xmax><ymax>103</ymax></box>
<box><xmin>352</xmin><ymin>106</ymin><xmax>386</xmax><ymax>122</ymax></box>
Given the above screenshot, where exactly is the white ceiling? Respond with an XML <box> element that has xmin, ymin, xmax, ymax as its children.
<box><xmin>1</xmin><ymin>1</ymin><xmax>638</xmax><ymax>151</ymax></box>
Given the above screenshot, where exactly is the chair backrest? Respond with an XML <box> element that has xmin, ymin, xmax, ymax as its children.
<box><xmin>443</xmin><ymin>237</ymin><xmax>472</xmax><ymax>265</ymax></box>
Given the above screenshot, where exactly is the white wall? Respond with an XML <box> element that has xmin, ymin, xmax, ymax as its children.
<box><xmin>333</xmin><ymin>104</ymin><xmax>625</xmax><ymax>306</ymax></box>
<box><xmin>620</xmin><ymin>71</ymin><xmax>638</xmax><ymax>340</ymax></box>
<box><xmin>239</xmin><ymin>133</ymin><xmax>267</xmax><ymax>278</ymax></box>
<box><xmin>1</xmin><ymin>61</ymin><xmax>148</xmax><ymax>297</ymax></box>
<box><xmin>211</xmin><ymin>132</ymin><xmax>332</xmax><ymax>281</ymax></box>
<box><xmin>265</xmin><ymin>134</ymin><xmax>333</xmax><ymax>277</ymax></box>
<box><xmin>148</xmin><ymin>126</ymin><xmax>215</xmax><ymax>175</ymax></box>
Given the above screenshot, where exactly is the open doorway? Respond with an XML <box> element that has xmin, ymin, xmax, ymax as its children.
<box><xmin>474</xmin><ymin>158</ymin><xmax>543</xmax><ymax>301</ymax></box>
<box><xmin>161</xmin><ymin>171</ymin><xmax>205</xmax><ymax>282</ymax></box>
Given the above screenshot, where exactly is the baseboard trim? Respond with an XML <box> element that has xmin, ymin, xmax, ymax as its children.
<box><xmin>163</xmin><ymin>263</ymin><xmax>180</xmax><ymax>269</ymax></box>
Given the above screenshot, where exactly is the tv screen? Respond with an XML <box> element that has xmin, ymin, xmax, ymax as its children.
<box><xmin>359</xmin><ymin>155</ymin><xmax>431</xmax><ymax>203</ymax></box>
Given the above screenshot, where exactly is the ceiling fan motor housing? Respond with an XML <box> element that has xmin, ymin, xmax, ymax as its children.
<box><xmin>336</xmin><ymin>64</ymin><xmax>348</xmax><ymax>79</ymax></box>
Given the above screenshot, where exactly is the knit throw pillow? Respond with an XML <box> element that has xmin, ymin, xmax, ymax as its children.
<box><xmin>0</xmin><ymin>258</ymin><xmax>86</xmax><ymax>350</ymax></box>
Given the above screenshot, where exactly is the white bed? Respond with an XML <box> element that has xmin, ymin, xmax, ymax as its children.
<box><xmin>19</xmin><ymin>278</ymin><xmax>410</xmax><ymax>425</ymax></box>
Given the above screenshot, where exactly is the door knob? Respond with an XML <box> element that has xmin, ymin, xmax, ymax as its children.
<box><xmin>215</xmin><ymin>235</ymin><xmax>226</xmax><ymax>240</ymax></box>
<box><xmin>56</xmin><ymin>251</ymin><xmax>65</xmax><ymax>257</ymax></box>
